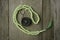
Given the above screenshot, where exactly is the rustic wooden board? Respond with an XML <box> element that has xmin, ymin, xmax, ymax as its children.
<box><xmin>53</xmin><ymin>0</ymin><xmax>60</xmax><ymax>40</ymax></box>
<box><xmin>0</xmin><ymin>0</ymin><xmax>9</xmax><ymax>40</ymax></box>
<box><xmin>42</xmin><ymin>0</ymin><xmax>54</xmax><ymax>40</ymax></box>
<box><xmin>0</xmin><ymin>0</ymin><xmax>55</xmax><ymax>40</ymax></box>
<box><xmin>9</xmin><ymin>0</ymin><xmax>42</xmax><ymax>40</ymax></box>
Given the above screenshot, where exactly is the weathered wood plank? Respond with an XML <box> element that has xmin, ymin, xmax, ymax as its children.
<box><xmin>42</xmin><ymin>0</ymin><xmax>54</xmax><ymax>40</ymax></box>
<box><xmin>9</xmin><ymin>0</ymin><xmax>42</xmax><ymax>40</ymax></box>
<box><xmin>53</xmin><ymin>0</ymin><xmax>60</xmax><ymax>40</ymax></box>
<box><xmin>0</xmin><ymin>0</ymin><xmax>9</xmax><ymax>40</ymax></box>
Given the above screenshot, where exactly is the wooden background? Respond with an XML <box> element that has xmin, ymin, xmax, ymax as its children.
<box><xmin>0</xmin><ymin>0</ymin><xmax>60</xmax><ymax>40</ymax></box>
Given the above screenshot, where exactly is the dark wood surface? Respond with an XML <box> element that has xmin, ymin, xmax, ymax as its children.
<box><xmin>1</xmin><ymin>0</ymin><xmax>60</xmax><ymax>40</ymax></box>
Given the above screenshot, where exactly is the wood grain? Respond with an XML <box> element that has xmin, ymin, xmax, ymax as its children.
<box><xmin>0</xmin><ymin>0</ymin><xmax>56</xmax><ymax>40</ymax></box>
<box><xmin>42</xmin><ymin>0</ymin><xmax>54</xmax><ymax>40</ymax></box>
<box><xmin>0</xmin><ymin>0</ymin><xmax>9</xmax><ymax>40</ymax></box>
<box><xmin>53</xmin><ymin>0</ymin><xmax>60</xmax><ymax>40</ymax></box>
<box><xmin>9</xmin><ymin>0</ymin><xmax>42</xmax><ymax>40</ymax></box>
